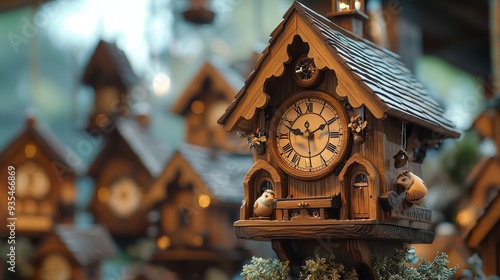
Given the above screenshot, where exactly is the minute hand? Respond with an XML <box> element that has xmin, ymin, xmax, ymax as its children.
<box><xmin>309</xmin><ymin>123</ymin><xmax>326</xmax><ymax>135</ymax></box>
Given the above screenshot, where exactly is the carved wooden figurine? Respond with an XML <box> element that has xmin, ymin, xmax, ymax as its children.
<box><xmin>218</xmin><ymin>1</ymin><xmax>459</xmax><ymax>278</ymax></box>
<box><xmin>253</xmin><ymin>189</ymin><xmax>275</xmax><ymax>218</ymax></box>
<box><xmin>396</xmin><ymin>170</ymin><xmax>428</xmax><ymax>206</ymax></box>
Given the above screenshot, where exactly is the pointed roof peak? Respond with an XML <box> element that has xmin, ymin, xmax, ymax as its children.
<box><xmin>219</xmin><ymin>1</ymin><xmax>460</xmax><ymax>138</ymax></box>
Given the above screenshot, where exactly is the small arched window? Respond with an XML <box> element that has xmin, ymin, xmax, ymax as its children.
<box><xmin>352</xmin><ymin>172</ymin><xmax>368</xmax><ymax>188</ymax></box>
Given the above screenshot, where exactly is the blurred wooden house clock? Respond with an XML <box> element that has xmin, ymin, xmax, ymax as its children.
<box><xmin>142</xmin><ymin>144</ymin><xmax>253</xmax><ymax>279</ymax></box>
<box><xmin>170</xmin><ymin>59</ymin><xmax>247</xmax><ymax>153</ymax></box>
<box><xmin>0</xmin><ymin>117</ymin><xmax>82</xmax><ymax>237</ymax></box>
<box><xmin>82</xmin><ymin>40</ymin><xmax>138</xmax><ymax>133</ymax></box>
<box><xmin>31</xmin><ymin>225</ymin><xmax>116</xmax><ymax>280</ymax></box>
<box><xmin>218</xmin><ymin>1</ymin><xmax>460</xmax><ymax>278</ymax></box>
<box><xmin>87</xmin><ymin>119</ymin><xmax>168</xmax><ymax>239</ymax></box>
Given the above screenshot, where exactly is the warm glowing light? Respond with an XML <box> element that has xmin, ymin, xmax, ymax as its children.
<box><xmin>95</xmin><ymin>114</ymin><xmax>110</xmax><ymax>127</ymax></box>
<box><xmin>198</xmin><ymin>194</ymin><xmax>211</xmax><ymax>208</ymax></box>
<box><xmin>25</xmin><ymin>143</ymin><xmax>37</xmax><ymax>158</ymax></box>
<box><xmin>456</xmin><ymin>208</ymin><xmax>475</xmax><ymax>228</ymax></box>
<box><xmin>152</xmin><ymin>73</ymin><xmax>171</xmax><ymax>96</ymax></box>
<box><xmin>193</xmin><ymin>235</ymin><xmax>204</xmax><ymax>247</ymax></box>
<box><xmin>157</xmin><ymin>235</ymin><xmax>171</xmax><ymax>250</ymax></box>
<box><xmin>339</xmin><ymin>2</ymin><xmax>350</xmax><ymax>11</ymax></box>
<box><xmin>191</xmin><ymin>100</ymin><xmax>205</xmax><ymax>115</ymax></box>
<box><xmin>97</xmin><ymin>187</ymin><xmax>110</xmax><ymax>203</ymax></box>
<box><xmin>354</xmin><ymin>0</ymin><xmax>361</xmax><ymax>10</ymax></box>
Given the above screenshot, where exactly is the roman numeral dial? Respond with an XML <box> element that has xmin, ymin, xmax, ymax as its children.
<box><xmin>271</xmin><ymin>91</ymin><xmax>351</xmax><ymax>180</ymax></box>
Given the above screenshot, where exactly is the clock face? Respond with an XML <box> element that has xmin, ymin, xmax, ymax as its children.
<box><xmin>271</xmin><ymin>91</ymin><xmax>350</xmax><ymax>180</ymax></box>
<box><xmin>17</xmin><ymin>161</ymin><xmax>50</xmax><ymax>199</ymax></box>
<box><xmin>293</xmin><ymin>55</ymin><xmax>323</xmax><ymax>88</ymax></box>
<box><xmin>108</xmin><ymin>177</ymin><xmax>141</xmax><ymax>219</ymax></box>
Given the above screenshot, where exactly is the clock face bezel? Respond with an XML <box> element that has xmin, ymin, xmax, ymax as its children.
<box><xmin>270</xmin><ymin>91</ymin><xmax>351</xmax><ymax>180</ymax></box>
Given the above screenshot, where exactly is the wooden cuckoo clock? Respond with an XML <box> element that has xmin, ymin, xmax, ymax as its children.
<box><xmin>141</xmin><ymin>144</ymin><xmax>253</xmax><ymax>279</ymax></box>
<box><xmin>0</xmin><ymin>117</ymin><xmax>82</xmax><ymax>237</ymax></box>
<box><xmin>218</xmin><ymin>1</ymin><xmax>460</xmax><ymax>278</ymax></box>
<box><xmin>87</xmin><ymin>119</ymin><xmax>168</xmax><ymax>239</ymax></box>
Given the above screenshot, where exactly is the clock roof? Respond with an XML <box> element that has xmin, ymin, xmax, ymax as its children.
<box><xmin>0</xmin><ymin>117</ymin><xmax>84</xmax><ymax>176</ymax></box>
<box><xmin>143</xmin><ymin>144</ymin><xmax>253</xmax><ymax>208</ymax></box>
<box><xmin>171</xmin><ymin>59</ymin><xmax>244</xmax><ymax>116</ymax></box>
<box><xmin>87</xmin><ymin>118</ymin><xmax>169</xmax><ymax>178</ymax></box>
<box><xmin>32</xmin><ymin>225</ymin><xmax>117</xmax><ymax>266</ymax></box>
<box><xmin>218</xmin><ymin>1</ymin><xmax>460</xmax><ymax>138</ymax></box>
<box><xmin>82</xmin><ymin>40</ymin><xmax>138</xmax><ymax>90</ymax></box>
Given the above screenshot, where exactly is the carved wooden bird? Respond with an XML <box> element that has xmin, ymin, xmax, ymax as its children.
<box><xmin>253</xmin><ymin>189</ymin><xmax>275</xmax><ymax>217</ymax></box>
<box><xmin>396</xmin><ymin>170</ymin><xmax>428</xmax><ymax>206</ymax></box>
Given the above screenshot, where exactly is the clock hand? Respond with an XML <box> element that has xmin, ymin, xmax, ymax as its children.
<box><xmin>309</xmin><ymin>123</ymin><xmax>326</xmax><ymax>135</ymax></box>
<box><xmin>307</xmin><ymin>134</ymin><xmax>312</xmax><ymax>163</ymax></box>
<box><xmin>284</xmin><ymin>124</ymin><xmax>303</xmax><ymax>136</ymax></box>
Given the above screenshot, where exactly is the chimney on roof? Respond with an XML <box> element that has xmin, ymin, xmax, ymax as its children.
<box><xmin>327</xmin><ymin>0</ymin><xmax>368</xmax><ymax>37</ymax></box>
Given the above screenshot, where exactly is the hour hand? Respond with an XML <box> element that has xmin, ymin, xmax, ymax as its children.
<box><xmin>284</xmin><ymin>125</ymin><xmax>303</xmax><ymax>136</ymax></box>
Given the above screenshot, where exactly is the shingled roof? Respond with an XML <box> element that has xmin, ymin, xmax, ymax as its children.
<box><xmin>179</xmin><ymin>144</ymin><xmax>252</xmax><ymax>203</ymax></box>
<box><xmin>142</xmin><ymin>144</ymin><xmax>253</xmax><ymax>208</ymax></box>
<box><xmin>0</xmin><ymin>117</ymin><xmax>84</xmax><ymax>176</ymax></box>
<box><xmin>171</xmin><ymin>59</ymin><xmax>244</xmax><ymax>116</ymax></box>
<box><xmin>219</xmin><ymin>1</ymin><xmax>460</xmax><ymax>138</ymax></box>
<box><xmin>33</xmin><ymin>225</ymin><xmax>116</xmax><ymax>266</ymax></box>
<box><xmin>82</xmin><ymin>40</ymin><xmax>138</xmax><ymax>89</ymax></box>
<box><xmin>87</xmin><ymin>118</ymin><xmax>169</xmax><ymax>178</ymax></box>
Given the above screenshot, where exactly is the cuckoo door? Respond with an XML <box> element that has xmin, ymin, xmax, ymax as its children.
<box><xmin>350</xmin><ymin>171</ymin><xmax>369</xmax><ymax>219</ymax></box>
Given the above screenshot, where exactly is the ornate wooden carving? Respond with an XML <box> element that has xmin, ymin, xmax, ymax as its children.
<box><xmin>233</xmin><ymin>221</ymin><xmax>434</xmax><ymax>243</ymax></box>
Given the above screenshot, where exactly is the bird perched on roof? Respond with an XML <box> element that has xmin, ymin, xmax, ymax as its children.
<box><xmin>396</xmin><ymin>170</ymin><xmax>427</xmax><ymax>206</ymax></box>
<box><xmin>253</xmin><ymin>189</ymin><xmax>275</xmax><ymax>218</ymax></box>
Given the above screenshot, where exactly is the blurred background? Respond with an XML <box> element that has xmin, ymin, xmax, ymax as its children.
<box><xmin>0</xmin><ymin>0</ymin><xmax>496</xmax><ymax>279</ymax></box>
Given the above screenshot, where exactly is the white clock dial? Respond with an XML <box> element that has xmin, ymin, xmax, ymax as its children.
<box><xmin>108</xmin><ymin>176</ymin><xmax>141</xmax><ymax>219</ymax></box>
<box><xmin>271</xmin><ymin>91</ymin><xmax>350</xmax><ymax>180</ymax></box>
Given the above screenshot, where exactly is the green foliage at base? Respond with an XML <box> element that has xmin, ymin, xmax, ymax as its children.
<box><xmin>241</xmin><ymin>256</ymin><xmax>291</xmax><ymax>280</ymax></box>
<box><xmin>373</xmin><ymin>245</ymin><xmax>458</xmax><ymax>280</ymax></box>
<box><xmin>300</xmin><ymin>255</ymin><xmax>359</xmax><ymax>280</ymax></box>
<box><xmin>241</xmin><ymin>245</ymin><xmax>458</xmax><ymax>280</ymax></box>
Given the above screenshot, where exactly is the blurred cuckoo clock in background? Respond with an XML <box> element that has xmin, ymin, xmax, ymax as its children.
<box><xmin>0</xmin><ymin>117</ymin><xmax>82</xmax><ymax>237</ymax></box>
<box><xmin>82</xmin><ymin>40</ymin><xmax>139</xmax><ymax>133</ymax></box>
<box><xmin>82</xmin><ymin>40</ymin><xmax>168</xmax><ymax>240</ymax></box>
<box><xmin>138</xmin><ymin>58</ymin><xmax>253</xmax><ymax>279</ymax></box>
<box><xmin>218</xmin><ymin>1</ymin><xmax>460</xmax><ymax>278</ymax></box>
<box><xmin>170</xmin><ymin>59</ymin><xmax>246</xmax><ymax>153</ymax></box>
<box><xmin>86</xmin><ymin>118</ymin><xmax>168</xmax><ymax>240</ymax></box>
